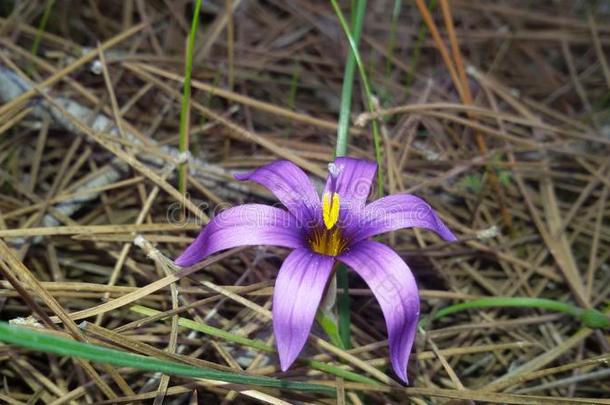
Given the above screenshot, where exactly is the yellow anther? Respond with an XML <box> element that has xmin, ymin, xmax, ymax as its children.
<box><xmin>322</xmin><ymin>192</ymin><xmax>340</xmax><ymax>230</ymax></box>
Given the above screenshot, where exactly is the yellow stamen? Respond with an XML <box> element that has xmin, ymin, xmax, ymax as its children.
<box><xmin>309</xmin><ymin>227</ymin><xmax>347</xmax><ymax>256</ymax></box>
<box><xmin>322</xmin><ymin>192</ymin><xmax>340</xmax><ymax>230</ymax></box>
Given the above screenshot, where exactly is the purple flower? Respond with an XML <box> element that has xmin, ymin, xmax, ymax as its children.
<box><xmin>176</xmin><ymin>157</ymin><xmax>456</xmax><ymax>383</ymax></box>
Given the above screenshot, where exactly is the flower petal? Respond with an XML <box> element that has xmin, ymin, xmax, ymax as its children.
<box><xmin>175</xmin><ymin>204</ymin><xmax>305</xmax><ymax>267</ymax></box>
<box><xmin>273</xmin><ymin>248</ymin><xmax>335</xmax><ymax>371</ymax></box>
<box><xmin>338</xmin><ymin>240</ymin><xmax>419</xmax><ymax>383</ymax></box>
<box><xmin>324</xmin><ymin>157</ymin><xmax>377</xmax><ymax>212</ymax></box>
<box><xmin>349</xmin><ymin>194</ymin><xmax>457</xmax><ymax>242</ymax></box>
<box><xmin>235</xmin><ymin>160</ymin><xmax>320</xmax><ymax>222</ymax></box>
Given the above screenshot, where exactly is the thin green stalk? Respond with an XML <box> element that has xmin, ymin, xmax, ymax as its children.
<box><xmin>178</xmin><ymin>0</ymin><xmax>203</xmax><ymax>194</ymax></box>
<box><xmin>132</xmin><ymin>305</ymin><xmax>379</xmax><ymax>386</ymax></box>
<box><xmin>28</xmin><ymin>0</ymin><xmax>55</xmax><ymax>75</ymax></box>
<box><xmin>335</xmin><ymin>264</ymin><xmax>352</xmax><ymax>348</ymax></box>
<box><xmin>385</xmin><ymin>0</ymin><xmax>402</xmax><ymax>77</ymax></box>
<box><xmin>131</xmin><ymin>305</ymin><xmax>270</xmax><ymax>351</ymax></box>
<box><xmin>425</xmin><ymin>297</ymin><xmax>610</xmax><ymax>329</ymax></box>
<box><xmin>330</xmin><ymin>0</ymin><xmax>384</xmax><ymax>196</ymax></box>
<box><xmin>31</xmin><ymin>0</ymin><xmax>55</xmax><ymax>58</ymax></box>
<box><xmin>334</xmin><ymin>0</ymin><xmax>365</xmax><ymax>158</ymax></box>
<box><xmin>288</xmin><ymin>65</ymin><xmax>300</xmax><ymax>110</ymax></box>
<box><xmin>404</xmin><ymin>0</ymin><xmax>437</xmax><ymax>98</ymax></box>
<box><xmin>0</xmin><ymin>321</ymin><xmax>334</xmax><ymax>394</ymax></box>
<box><xmin>332</xmin><ymin>0</ymin><xmax>368</xmax><ymax>351</ymax></box>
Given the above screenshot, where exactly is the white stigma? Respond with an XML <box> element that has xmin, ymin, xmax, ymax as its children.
<box><xmin>328</xmin><ymin>162</ymin><xmax>343</xmax><ymax>178</ymax></box>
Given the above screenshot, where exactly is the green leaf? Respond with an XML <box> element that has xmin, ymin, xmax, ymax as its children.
<box><xmin>0</xmin><ymin>321</ymin><xmax>335</xmax><ymax>394</ymax></box>
<box><xmin>315</xmin><ymin>309</ymin><xmax>344</xmax><ymax>348</ymax></box>
<box><xmin>131</xmin><ymin>305</ymin><xmax>379</xmax><ymax>386</ymax></box>
<box><xmin>422</xmin><ymin>297</ymin><xmax>610</xmax><ymax>330</ymax></box>
<box><xmin>178</xmin><ymin>0</ymin><xmax>203</xmax><ymax>194</ymax></box>
<box><xmin>459</xmin><ymin>174</ymin><xmax>483</xmax><ymax>193</ymax></box>
<box><xmin>498</xmin><ymin>170</ymin><xmax>512</xmax><ymax>187</ymax></box>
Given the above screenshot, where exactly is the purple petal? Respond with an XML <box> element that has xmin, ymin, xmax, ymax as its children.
<box><xmin>349</xmin><ymin>194</ymin><xmax>457</xmax><ymax>243</ymax></box>
<box><xmin>273</xmin><ymin>248</ymin><xmax>335</xmax><ymax>371</ymax></box>
<box><xmin>175</xmin><ymin>204</ymin><xmax>305</xmax><ymax>267</ymax></box>
<box><xmin>235</xmin><ymin>160</ymin><xmax>320</xmax><ymax>222</ymax></box>
<box><xmin>338</xmin><ymin>240</ymin><xmax>419</xmax><ymax>383</ymax></box>
<box><xmin>324</xmin><ymin>157</ymin><xmax>377</xmax><ymax>212</ymax></box>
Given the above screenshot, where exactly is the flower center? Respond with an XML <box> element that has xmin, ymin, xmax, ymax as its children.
<box><xmin>308</xmin><ymin>226</ymin><xmax>349</xmax><ymax>256</ymax></box>
<box><xmin>308</xmin><ymin>191</ymin><xmax>348</xmax><ymax>256</ymax></box>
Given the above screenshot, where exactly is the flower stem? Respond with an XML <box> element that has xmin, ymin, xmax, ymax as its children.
<box><xmin>330</xmin><ymin>0</ymin><xmax>384</xmax><ymax>197</ymax></box>
<box><xmin>424</xmin><ymin>297</ymin><xmax>610</xmax><ymax>329</ymax></box>
<box><xmin>336</xmin><ymin>264</ymin><xmax>352</xmax><ymax>348</ymax></box>
<box><xmin>178</xmin><ymin>0</ymin><xmax>203</xmax><ymax>195</ymax></box>
<box><xmin>334</xmin><ymin>0</ymin><xmax>365</xmax><ymax>158</ymax></box>
<box><xmin>331</xmin><ymin>0</ymin><xmax>367</xmax><ymax>351</ymax></box>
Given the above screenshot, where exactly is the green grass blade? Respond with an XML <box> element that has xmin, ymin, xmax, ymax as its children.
<box><xmin>131</xmin><ymin>305</ymin><xmax>272</xmax><ymax>351</ymax></box>
<box><xmin>28</xmin><ymin>0</ymin><xmax>55</xmax><ymax>75</ymax></box>
<box><xmin>424</xmin><ymin>297</ymin><xmax>610</xmax><ymax>330</ymax></box>
<box><xmin>0</xmin><ymin>321</ymin><xmax>335</xmax><ymax>394</ymax></box>
<box><xmin>288</xmin><ymin>65</ymin><xmax>301</xmax><ymax>110</ymax></box>
<box><xmin>385</xmin><ymin>0</ymin><xmax>402</xmax><ymax>77</ymax></box>
<box><xmin>433</xmin><ymin>297</ymin><xmax>580</xmax><ymax>320</ymax></box>
<box><xmin>31</xmin><ymin>0</ymin><xmax>55</xmax><ymax>58</ymax></box>
<box><xmin>178</xmin><ymin>0</ymin><xmax>203</xmax><ymax>194</ymax></box>
<box><xmin>131</xmin><ymin>305</ymin><xmax>379</xmax><ymax>386</ymax></box>
<box><xmin>404</xmin><ymin>0</ymin><xmax>437</xmax><ymax>98</ymax></box>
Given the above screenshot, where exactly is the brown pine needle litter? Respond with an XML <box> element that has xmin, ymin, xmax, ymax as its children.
<box><xmin>0</xmin><ymin>1</ymin><xmax>609</xmax><ymax>403</ymax></box>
